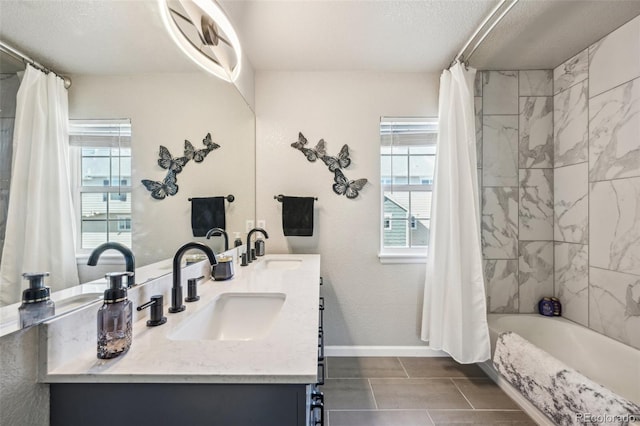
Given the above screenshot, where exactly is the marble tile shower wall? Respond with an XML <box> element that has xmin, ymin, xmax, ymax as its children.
<box><xmin>477</xmin><ymin>69</ymin><xmax>554</xmax><ymax>316</ymax></box>
<box><xmin>478</xmin><ymin>15</ymin><xmax>640</xmax><ymax>350</ymax></box>
<box><xmin>0</xmin><ymin>74</ymin><xmax>19</xmax><ymax>264</ymax></box>
<box><xmin>553</xmin><ymin>15</ymin><xmax>640</xmax><ymax>350</ymax></box>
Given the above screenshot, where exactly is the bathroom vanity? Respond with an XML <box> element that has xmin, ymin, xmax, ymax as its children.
<box><xmin>39</xmin><ymin>254</ymin><xmax>322</xmax><ymax>426</ymax></box>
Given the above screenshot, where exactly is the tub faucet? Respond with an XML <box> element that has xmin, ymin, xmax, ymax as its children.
<box><xmin>87</xmin><ymin>242</ymin><xmax>135</xmax><ymax>288</ymax></box>
<box><xmin>170</xmin><ymin>242</ymin><xmax>217</xmax><ymax>313</ymax></box>
<box><xmin>205</xmin><ymin>227</ymin><xmax>229</xmax><ymax>251</ymax></box>
<box><xmin>246</xmin><ymin>228</ymin><xmax>269</xmax><ymax>262</ymax></box>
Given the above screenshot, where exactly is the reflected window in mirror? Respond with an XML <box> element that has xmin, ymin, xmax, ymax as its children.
<box><xmin>379</xmin><ymin>117</ymin><xmax>437</xmax><ymax>263</ymax></box>
<box><xmin>69</xmin><ymin>120</ymin><xmax>132</xmax><ymax>252</ymax></box>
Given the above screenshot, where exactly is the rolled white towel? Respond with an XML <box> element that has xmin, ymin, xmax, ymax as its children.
<box><xmin>494</xmin><ymin>331</ymin><xmax>640</xmax><ymax>426</ymax></box>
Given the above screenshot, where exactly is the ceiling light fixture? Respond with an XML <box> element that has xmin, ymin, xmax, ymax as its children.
<box><xmin>158</xmin><ymin>0</ymin><xmax>242</xmax><ymax>82</ymax></box>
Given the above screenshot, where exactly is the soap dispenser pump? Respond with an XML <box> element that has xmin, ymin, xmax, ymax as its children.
<box><xmin>97</xmin><ymin>272</ymin><xmax>133</xmax><ymax>359</ymax></box>
<box><xmin>233</xmin><ymin>232</ymin><xmax>242</xmax><ymax>247</ymax></box>
<box><xmin>18</xmin><ymin>272</ymin><xmax>55</xmax><ymax>328</ymax></box>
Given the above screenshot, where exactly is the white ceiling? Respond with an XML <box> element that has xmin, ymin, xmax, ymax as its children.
<box><xmin>0</xmin><ymin>0</ymin><xmax>201</xmax><ymax>75</ymax></box>
<box><xmin>1</xmin><ymin>0</ymin><xmax>640</xmax><ymax>76</ymax></box>
<box><xmin>470</xmin><ymin>0</ymin><xmax>640</xmax><ymax>70</ymax></box>
<box><xmin>219</xmin><ymin>0</ymin><xmax>500</xmax><ymax>72</ymax></box>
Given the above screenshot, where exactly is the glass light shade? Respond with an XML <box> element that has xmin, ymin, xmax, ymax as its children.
<box><xmin>158</xmin><ymin>0</ymin><xmax>242</xmax><ymax>82</ymax></box>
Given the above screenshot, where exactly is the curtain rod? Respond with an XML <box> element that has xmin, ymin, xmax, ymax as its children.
<box><xmin>0</xmin><ymin>40</ymin><xmax>72</xmax><ymax>88</ymax></box>
<box><xmin>450</xmin><ymin>0</ymin><xmax>519</xmax><ymax>67</ymax></box>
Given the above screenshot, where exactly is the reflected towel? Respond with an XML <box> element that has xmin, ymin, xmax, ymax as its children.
<box><xmin>282</xmin><ymin>196</ymin><xmax>314</xmax><ymax>236</ymax></box>
<box><xmin>191</xmin><ymin>196</ymin><xmax>226</xmax><ymax>237</ymax></box>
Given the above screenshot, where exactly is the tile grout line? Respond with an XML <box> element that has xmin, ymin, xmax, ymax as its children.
<box><xmin>427</xmin><ymin>408</ymin><xmax>526</xmax><ymax>412</ymax></box>
<box><xmin>450</xmin><ymin>378</ymin><xmax>475</xmax><ymax>410</ymax></box>
<box><xmin>396</xmin><ymin>356</ymin><xmax>410</xmax><ymax>378</ymax></box>
<box><xmin>328</xmin><ymin>408</ymin><xmax>441</xmax><ymax>412</ymax></box>
<box><xmin>425</xmin><ymin>408</ymin><xmax>436</xmax><ymax>426</ymax></box>
<box><xmin>367</xmin><ymin>378</ymin><xmax>379</xmax><ymax>410</ymax></box>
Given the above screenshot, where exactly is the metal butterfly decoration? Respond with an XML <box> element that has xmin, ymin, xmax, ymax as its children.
<box><xmin>158</xmin><ymin>145</ymin><xmax>188</xmax><ymax>174</ymax></box>
<box><xmin>184</xmin><ymin>133</ymin><xmax>220</xmax><ymax>163</ymax></box>
<box><xmin>141</xmin><ymin>171</ymin><xmax>179</xmax><ymax>200</ymax></box>
<box><xmin>291</xmin><ymin>131</ymin><xmax>367</xmax><ymax>199</ymax></box>
<box><xmin>333</xmin><ymin>169</ymin><xmax>367</xmax><ymax>199</ymax></box>
<box><xmin>142</xmin><ymin>132</ymin><xmax>221</xmax><ymax>200</ymax></box>
<box><xmin>291</xmin><ymin>132</ymin><xmax>327</xmax><ymax>162</ymax></box>
<box><xmin>290</xmin><ymin>132</ymin><xmax>308</xmax><ymax>150</ymax></box>
<box><xmin>321</xmin><ymin>144</ymin><xmax>351</xmax><ymax>171</ymax></box>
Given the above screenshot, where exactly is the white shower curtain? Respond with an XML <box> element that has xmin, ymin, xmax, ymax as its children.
<box><xmin>0</xmin><ymin>65</ymin><xmax>79</xmax><ymax>305</ymax></box>
<box><xmin>421</xmin><ymin>62</ymin><xmax>490</xmax><ymax>363</ymax></box>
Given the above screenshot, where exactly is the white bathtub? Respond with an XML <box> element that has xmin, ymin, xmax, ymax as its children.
<box><xmin>481</xmin><ymin>314</ymin><xmax>640</xmax><ymax>425</ymax></box>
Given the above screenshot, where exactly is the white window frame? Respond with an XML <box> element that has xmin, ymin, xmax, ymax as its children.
<box><xmin>379</xmin><ymin>117</ymin><xmax>437</xmax><ymax>264</ymax></box>
<box><xmin>69</xmin><ymin>119</ymin><xmax>132</xmax><ymax>255</ymax></box>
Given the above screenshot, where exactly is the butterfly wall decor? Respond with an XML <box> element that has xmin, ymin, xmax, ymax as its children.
<box><xmin>142</xmin><ymin>132</ymin><xmax>222</xmax><ymax>200</ymax></box>
<box><xmin>142</xmin><ymin>171</ymin><xmax>179</xmax><ymax>200</ymax></box>
<box><xmin>290</xmin><ymin>131</ymin><xmax>367</xmax><ymax>200</ymax></box>
<box><xmin>322</xmin><ymin>144</ymin><xmax>351</xmax><ymax>171</ymax></box>
<box><xmin>158</xmin><ymin>145</ymin><xmax>188</xmax><ymax>173</ymax></box>
<box><xmin>291</xmin><ymin>132</ymin><xmax>327</xmax><ymax>162</ymax></box>
<box><xmin>185</xmin><ymin>132</ymin><xmax>221</xmax><ymax>162</ymax></box>
<box><xmin>333</xmin><ymin>169</ymin><xmax>368</xmax><ymax>199</ymax></box>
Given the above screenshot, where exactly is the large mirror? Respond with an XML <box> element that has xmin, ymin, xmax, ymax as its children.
<box><xmin>0</xmin><ymin>1</ymin><xmax>255</xmax><ymax>313</ymax></box>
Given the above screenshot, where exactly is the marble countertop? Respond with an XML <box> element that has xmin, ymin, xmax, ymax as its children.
<box><xmin>0</xmin><ymin>258</ymin><xmax>177</xmax><ymax>337</ymax></box>
<box><xmin>42</xmin><ymin>254</ymin><xmax>321</xmax><ymax>385</ymax></box>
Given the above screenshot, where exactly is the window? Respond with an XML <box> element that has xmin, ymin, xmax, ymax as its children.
<box><xmin>383</xmin><ymin>214</ymin><xmax>392</xmax><ymax>230</ymax></box>
<box><xmin>379</xmin><ymin>117</ymin><xmax>437</xmax><ymax>263</ymax></box>
<box><xmin>69</xmin><ymin>119</ymin><xmax>132</xmax><ymax>251</ymax></box>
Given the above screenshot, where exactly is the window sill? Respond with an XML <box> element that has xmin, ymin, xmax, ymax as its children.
<box><xmin>378</xmin><ymin>252</ymin><xmax>427</xmax><ymax>264</ymax></box>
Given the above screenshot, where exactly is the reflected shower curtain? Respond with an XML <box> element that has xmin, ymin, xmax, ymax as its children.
<box><xmin>421</xmin><ymin>62</ymin><xmax>490</xmax><ymax>363</ymax></box>
<box><xmin>0</xmin><ymin>65</ymin><xmax>79</xmax><ymax>305</ymax></box>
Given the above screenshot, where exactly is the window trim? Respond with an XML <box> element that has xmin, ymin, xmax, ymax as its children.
<box><xmin>379</xmin><ymin>116</ymin><xmax>437</xmax><ymax>263</ymax></box>
<box><xmin>69</xmin><ymin>119</ymin><xmax>132</xmax><ymax>255</ymax></box>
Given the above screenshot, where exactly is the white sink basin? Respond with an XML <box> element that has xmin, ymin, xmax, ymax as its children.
<box><xmin>256</xmin><ymin>258</ymin><xmax>303</xmax><ymax>270</ymax></box>
<box><xmin>55</xmin><ymin>293</ymin><xmax>103</xmax><ymax>310</ymax></box>
<box><xmin>168</xmin><ymin>292</ymin><xmax>286</xmax><ymax>341</ymax></box>
<box><xmin>50</xmin><ymin>282</ymin><xmax>107</xmax><ymax>310</ymax></box>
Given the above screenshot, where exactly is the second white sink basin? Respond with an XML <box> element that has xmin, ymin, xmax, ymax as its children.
<box><xmin>168</xmin><ymin>292</ymin><xmax>286</xmax><ymax>341</ymax></box>
<box><xmin>55</xmin><ymin>293</ymin><xmax>103</xmax><ymax>310</ymax></box>
<box><xmin>257</xmin><ymin>258</ymin><xmax>303</xmax><ymax>270</ymax></box>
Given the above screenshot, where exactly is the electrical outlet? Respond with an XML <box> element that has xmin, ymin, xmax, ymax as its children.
<box><xmin>257</xmin><ymin>220</ymin><xmax>266</xmax><ymax>229</ymax></box>
<box><xmin>245</xmin><ymin>220</ymin><xmax>254</xmax><ymax>232</ymax></box>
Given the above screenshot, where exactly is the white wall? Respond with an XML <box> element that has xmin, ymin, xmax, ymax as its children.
<box><xmin>255</xmin><ymin>71</ymin><xmax>439</xmax><ymax>346</ymax></box>
<box><xmin>234</xmin><ymin>51</ymin><xmax>256</xmax><ymax>111</ymax></box>
<box><xmin>69</xmin><ymin>73</ymin><xmax>255</xmax><ymax>273</ymax></box>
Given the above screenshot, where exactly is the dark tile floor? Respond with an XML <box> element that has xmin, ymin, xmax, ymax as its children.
<box><xmin>321</xmin><ymin>357</ymin><xmax>536</xmax><ymax>426</ymax></box>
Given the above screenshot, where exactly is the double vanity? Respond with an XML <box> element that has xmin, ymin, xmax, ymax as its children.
<box><xmin>37</xmin><ymin>252</ymin><xmax>321</xmax><ymax>426</ymax></box>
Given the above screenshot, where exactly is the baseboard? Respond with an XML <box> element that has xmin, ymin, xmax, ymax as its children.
<box><xmin>479</xmin><ymin>361</ymin><xmax>553</xmax><ymax>426</ymax></box>
<box><xmin>324</xmin><ymin>345</ymin><xmax>448</xmax><ymax>357</ymax></box>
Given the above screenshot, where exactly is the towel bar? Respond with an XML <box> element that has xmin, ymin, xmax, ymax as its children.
<box><xmin>274</xmin><ymin>194</ymin><xmax>318</xmax><ymax>202</ymax></box>
<box><xmin>188</xmin><ymin>195</ymin><xmax>234</xmax><ymax>203</ymax></box>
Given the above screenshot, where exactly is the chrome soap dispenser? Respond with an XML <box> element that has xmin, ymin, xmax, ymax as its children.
<box><xmin>18</xmin><ymin>272</ymin><xmax>55</xmax><ymax>328</ymax></box>
<box><xmin>97</xmin><ymin>271</ymin><xmax>133</xmax><ymax>359</ymax></box>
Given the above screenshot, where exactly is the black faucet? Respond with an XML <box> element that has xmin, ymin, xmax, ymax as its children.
<box><xmin>87</xmin><ymin>242</ymin><xmax>135</xmax><ymax>288</ymax></box>
<box><xmin>205</xmin><ymin>227</ymin><xmax>229</xmax><ymax>251</ymax></box>
<box><xmin>170</xmin><ymin>242</ymin><xmax>217</xmax><ymax>313</ymax></box>
<box><xmin>246</xmin><ymin>228</ymin><xmax>269</xmax><ymax>262</ymax></box>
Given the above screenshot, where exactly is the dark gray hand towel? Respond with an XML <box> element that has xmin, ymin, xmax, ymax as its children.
<box><xmin>282</xmin><ymin>196</ymin><xmax>315</xmax><ymax>236</ymax></box>
<box><xmin>191</xmin><ymin>197</ymin><xmax>226</xmax><ymax>237</ymax></box>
